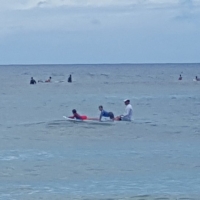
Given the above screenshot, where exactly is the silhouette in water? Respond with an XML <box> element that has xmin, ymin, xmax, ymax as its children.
<box><xmin>30</xmin><ymin>77</ymin><xmax>36</xmax><ymax>84</ymax></box>
<box><xmin>68</xmin><ymin>74</ymin><xmax>72</xmax><ymax>83</ymax></box>
<box><xmin>196</xmin><ymin>76</ymin><xmax>200</xmax><ymax>81</ymax></box>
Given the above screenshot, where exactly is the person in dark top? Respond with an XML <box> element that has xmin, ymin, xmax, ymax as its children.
<box><xmin>196</xmin><ymin>76</ymin><xmax>200</xmax><ymax>81</ymax></box>
<box><xmin>30</xmin><ymin>77</ymin><xmax>36</xmax><ymax>84</ymax></box>
<box><xmin>98</xmin><ymin>105</ymin><xmax>114</xmax><ymax>121</ymax></box>
<box><xmin>68</xmin><ymin>109</ymin><xmax>87</xmax><ymax>120</ymax></box>
<box><xmin>178</xmin><ymin>74</ymin><xmax>182</xmax><ymax>80</ymax></box>
<box><xmin>68</xmin><ymin>74</ymin><xmax>72</xmax><ymax>83</ymax></box>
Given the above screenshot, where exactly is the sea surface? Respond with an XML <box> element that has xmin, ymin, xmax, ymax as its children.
<box><xmin>0</xmin><ymin>63</ymin><xmax>200</xmax><ymax>200</ymax></box>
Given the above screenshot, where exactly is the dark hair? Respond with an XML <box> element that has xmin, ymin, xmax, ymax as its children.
<box><xmin>99</xmin><ymin>105</ymin><xmax>103</xmax><ymax>109</ymax></box>
<box><xmin>72</xmin><ymin>109</ymin><xmax>76</xmax><ymax>113</ymax></box>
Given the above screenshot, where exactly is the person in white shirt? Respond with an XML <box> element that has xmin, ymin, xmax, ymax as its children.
<box><xmin>115</xmin><ymin>99</ymin><xmax>133</xmax><ymax>121</ymax></box>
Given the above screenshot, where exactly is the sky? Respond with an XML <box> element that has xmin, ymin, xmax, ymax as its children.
<box><xmin>0</xmin><ymin>0</ymin><xmax>200</xmax><ymax>64</ymax></box>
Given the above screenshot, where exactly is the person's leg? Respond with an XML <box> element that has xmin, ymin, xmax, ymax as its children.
<box><xmin>121</xmin><ymin>116</ymin><xmax>131</xmax><ymax>121</ymax></box>
<box><xmin>109</xmin><ymin>112</ymin><xmax>115</xmax><ymax>121</ymax></box>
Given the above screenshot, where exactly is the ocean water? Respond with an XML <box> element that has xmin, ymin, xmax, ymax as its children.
<box><xmin>0</xmin><ymin>63</ymin><xmax>200</xmax><ymax>200</ymax></box>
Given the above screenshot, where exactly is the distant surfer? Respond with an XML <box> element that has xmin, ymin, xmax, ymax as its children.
<box><xmin>178</xmin><ymin>74</ymin><xmax>182</xmax><ymax>80</ymax></box>
<box><xmin>30</xmin><ymin>77</ymin><xmax>36</xmax><ymax>84</ymax></box>
<box><xmin>45</xmin><ymin>77</ymin><xmax>52</xmax><ymax>82</ymax></box>
<box><xmin>195</xmin><ymin>76</ymin><xmax>200</xmax><ymax>81</ymax></box>
<box><xmin>99</xmin><ymin>105</ymin><xmax>114</xmax><ymax>121</ymax></box>
<box><xmin>68</xmin><ymin>74</ymin><xmax>72</xmax><ymax>83</ymax></box>
<box><xmin>115</xmin><ymin>99</ymin><xmax>133</xmax><ymax>121</ymax></box>
<box><xmin>68</xmin><ymin>109</ymin><xmax>87</xmax><ymax>120</ymax></box>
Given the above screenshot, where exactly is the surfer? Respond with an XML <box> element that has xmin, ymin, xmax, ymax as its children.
<box><xmin>195</xmin><ymin>76</ymin><xmax>200</xmax><ymax>81</ymax></box>
<box><xmin>99</xmin><ymin>105</ymin><xmax>114</xmax><ymax>121</ymax></box>
<box><xmin>115</xmin><ymin>99</ymin><xmax>133</xmax><ymax>121</ymax></box>
<box><xmin>45</xmin><ymin>77</ymin><xmax>52</xmax><ymax>82</ymax></box>
<box><xmin>68</xmin><ymin>74</ymin><xmax>72</xmax><ymax>83</ymax></box>
<box><xmin>30</xmin><ymin>77</ymin><xmax>36</xmax><ymax>84</ymax></box>
<box><xmin>68</xmin><ymin>109</ymin><xmax>87</xmax><ymax>120</ymax></box>
<box><xmin>178</xmin><ymin>74</ymin><xmax>182</xmax><ymax>80</ymax></box>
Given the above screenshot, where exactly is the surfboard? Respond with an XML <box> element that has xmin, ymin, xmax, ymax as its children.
<box><xmin>54</xmin><ymin>80</ymin><xmax>65</xmax><ymax>83</ymax></box>
<box><xmin>63</xmin><ymin>116</ymin><xmax>115</xmax><ymax>125</ymax></box>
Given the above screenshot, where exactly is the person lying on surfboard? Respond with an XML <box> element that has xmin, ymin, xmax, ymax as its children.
<box><xmin>68</xmin><ymin>109</ymin><xmax>87</xmax><ymax>120</ymax></box>
<box><xmin>99</xmin><ymin>105</ymin><xmax>114</xmax><ymax>121</ymax></box>
<box><xmin>45</xmin><ymin>77</ymin><xmax>52</xmax><ymax>82</ymax></box>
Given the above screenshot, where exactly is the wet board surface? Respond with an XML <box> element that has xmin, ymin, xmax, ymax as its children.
<box><xmin>63</xmin><ymin>116</ymin><xmax>115</xmax><ymax>125</ymax></box>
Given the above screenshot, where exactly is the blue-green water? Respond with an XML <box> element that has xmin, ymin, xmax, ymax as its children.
<box><xmin>0</xmin><ymin>64</ymin><xmax>200</xmax><ymax>199</ymax></box>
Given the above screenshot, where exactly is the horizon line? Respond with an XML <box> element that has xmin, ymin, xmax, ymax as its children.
<box><xmin>0</xmin><ymin>62</ymin><xmax>200</xmax><ymax>66</ymax></box>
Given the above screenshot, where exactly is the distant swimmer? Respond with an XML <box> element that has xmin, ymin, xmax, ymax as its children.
<box><xmin>45</xmin><ymin>77</ymin><xmax>52</xmax><ymax>82</ymax></box>
<box><xmin>30</xmin><ymin>77</ymin><xmax>36</xmax><ymax>84</ymax></box>
<box><xmin>115</xmin><ymin>99</ymin><xmax>133</xmax><ymax>121</ymax></box>
<box><xmin>99</xmin><ymin>105</ymin><xmax>114</xmax><ymax>121</ymax></box>
<box><xmin>178</xmin><ymin>74</ymin><xmax>182</xmax><ymax>80</ymax></box>
<box><xmin>68</xmin><ymin>109</ymin><xmax>87</xmax><ymax>120</ymax></box>
<box><xmin>195</xmin><ymin>76</ymin><xmax>200</xmax><ymax>81</ymax></box>
<box><xmin>68</xmin><ymin>74</ymin><xmax>72</xmax><ymax>83</ymax></box>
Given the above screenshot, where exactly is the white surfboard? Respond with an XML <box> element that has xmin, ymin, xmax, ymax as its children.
<box><xmin>63</xmin><ymin>116</ymin><xmax>115</xmax><ymax>125</ymax></box>
<box><xmin>54</xmin><ymin>80</ymin><xmax>65</xmax><ymax>83</ymax></box>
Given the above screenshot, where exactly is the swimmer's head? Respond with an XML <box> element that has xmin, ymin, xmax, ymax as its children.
<box><xmin>124</xmin><ymin>99</ymin><xmax>130</xmax><ymax>105</ymax></box>
<box><xmin>72</xmin><ymin>109</ymin><xmax>77</xmax><ymax>114</ymax></box>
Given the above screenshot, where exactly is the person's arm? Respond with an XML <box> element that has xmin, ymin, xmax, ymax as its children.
<box><xmin>123</xmin><ymin>106</ymin><xmax>131</xmax><ymax>118</ymax></box>
<box><xmin>123</xmin><ymin>111</ymin><xmax>130</xmax><ymax>118</ymax></box>
<box><xmin>74</xmin><ymin>113</ymin><xmax>83</xmax><ymax>120</ymax></box>
<box><xmin>68</xmin><ymin>116</ymin><xmax>74</xmax><ymax>119</ymax></box>
<box><xmin>99</xmin><ymin>111</ymin><xmax>104</xmax><ymax>121</ymax></box>
<box><xmin>68</xmin><ymin>114</ymin><xmax>75</xmax><ymax>119</ymax></box>
<box><xmin>99</xmin><ymin>112</ymin><xmax>102</xmax><ymax>121</ymax></box>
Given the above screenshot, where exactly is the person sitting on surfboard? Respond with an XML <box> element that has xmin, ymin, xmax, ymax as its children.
<box><xmin>68</xmin><ymin>109</ymin><xmax>87</xmax><ymax>120</ymax></box>
<box><xmin>115</xmin><ymin>99</ymin><xmax>133</xmax><ymax>121</ymax></box>
<box><xmin>99</xmin><ymin>105</ymin><xmax>114</xmax><ymax>121</ymax></box>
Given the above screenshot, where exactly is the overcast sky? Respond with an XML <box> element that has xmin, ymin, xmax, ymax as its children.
<box><xmin>0</xmin><ymin>0</ymin><xmax>200</xmax><ymax>64</ymax></box>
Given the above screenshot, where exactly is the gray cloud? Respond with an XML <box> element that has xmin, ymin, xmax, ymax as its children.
<box><xmin>37</xmin><ymin>1</ymin><xmax>49</xmax><ymax>8</ymax></box>
<box><xmin>173</xmin><ymin>0</ymin><xmax>200</xmax><ymax>21</ymax></box>
<box><xmin>0</xmin><ymin>0</ymin><xmax>200</xmax><ymax>38</ymax></box>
